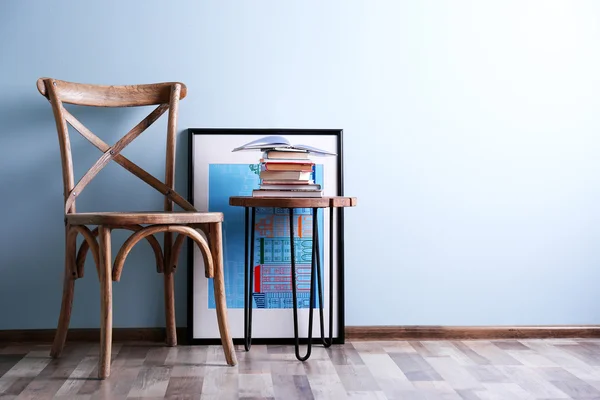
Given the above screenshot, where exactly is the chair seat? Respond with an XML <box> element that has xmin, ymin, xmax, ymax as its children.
<box><xmin>66</xmin><ymin>211</ymin><xmax>223</xmax><ymax>226</ymax></box>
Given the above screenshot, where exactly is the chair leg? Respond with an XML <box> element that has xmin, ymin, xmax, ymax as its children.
<box><xmin>98</xmin><ymin>226</ymin><xmax>113</xmax><ymax>379</ymax></box>
<box><xmin>209</xmin><ymin>222</ymin><xmax>237</xmax><ymax>366</ymax></box>
<box><xmin>164</xmin><ymin>271</ymin><xmax>177</xmax><ymax>346</ymax></box>
<box><xmin>163</xmin><ymin>228</ymin><xmax>177</xmax><ymax>347</ymax></box>
<box><xmin>50</xmin><ymin>227</ymin><xmax>77</xmax><ymax>358</ymax></box>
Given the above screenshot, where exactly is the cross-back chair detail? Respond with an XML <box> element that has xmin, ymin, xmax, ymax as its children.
<box><xmin>37</xmin><ymin>77</ymin><xmax>237</xmax><ymax>379</ymax></box>
<box><xmin>37</xmin><ymin>78</ymin><xmax>196</xmax><ymax>214</ymax></box>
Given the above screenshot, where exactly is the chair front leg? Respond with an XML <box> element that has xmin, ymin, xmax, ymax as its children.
<box><xmin>50</xmin><ymin>225</ymin><xmax>78</xmax><ymax>358</ymax></box>
<box><xmin>98</xmin><ymin>225</ymin><xmax>113</xmax><ymax>379</ymax></box>
<box><xmin>163</xmin><ymin>229</ymin><xmax>177</xmax><ymax>347</ymax></box>
<box><xmin>209</xmin><ymin>222</ymin><xmax>237</xmax><ymax>366</ymax></box>
<box><xmin>164</xmin><ymin>269</ymin><xmax>177</xmax><ymax>347</ymax></box>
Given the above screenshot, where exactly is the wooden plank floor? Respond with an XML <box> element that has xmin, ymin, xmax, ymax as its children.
<box><xmin>2</xmin><ymin>339</ymin><xmax>600</xmax><ymax>399</ymax></box>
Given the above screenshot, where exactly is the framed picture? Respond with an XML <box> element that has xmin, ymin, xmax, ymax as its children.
<box><xmin>188</xmin><ymin>128</ymin><xmax>345</xmax><ymax>344</ymax></box>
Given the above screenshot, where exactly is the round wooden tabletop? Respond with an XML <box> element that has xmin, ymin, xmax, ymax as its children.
<box><xmin>229</xmin><ymin>196</ymin><xmax>357</xmax><ymax>209</ymax></box>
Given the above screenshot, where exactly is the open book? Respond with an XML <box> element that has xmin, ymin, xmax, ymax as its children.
<box><xmin>232</xmin><ymin>135</ymin><xmax>336</xmax><ymax>156</ymax></box>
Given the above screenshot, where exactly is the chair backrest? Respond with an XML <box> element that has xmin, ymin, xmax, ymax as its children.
<box><xmin>37</xmin><ymin>77</ymin><xmax>196</xmax><ymax>215</ymax></box>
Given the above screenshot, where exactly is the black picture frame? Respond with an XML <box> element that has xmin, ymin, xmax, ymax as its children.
<box><xmin>187</xmin><ymin>128</ymin><xmax>345</xmax><ymax>345</ymax></box>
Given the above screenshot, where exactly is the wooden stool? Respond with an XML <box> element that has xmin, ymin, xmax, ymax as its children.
<box><xmin>230</xmin><ymin>196</ymin><xmax>356</xmax><ymax>361</ymax></box>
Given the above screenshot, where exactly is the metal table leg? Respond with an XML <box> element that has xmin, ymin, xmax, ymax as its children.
<box><xmin>289</xmin><ymin>208</ymin><xmax>331</xmax><ymax>361</ymax></box>
<box><xmin>245</xmin><ymin>206</ymin><xmax>335</xmax><ymax>359</ymax></box>
<box><xmin>289</xmin><ymin>207</ymin><xmax>318</xmax><ymax>361</ymax></box>
<box><xmin>244</xmin><ymin>207</ymin><xmax>255</xmax><ymax>351</ymax></box>
<box><xmin>327</xmin><ymin>207</ymin><xmax>335</xmax><ymax>346</ymax></box>
<box><xmin>314</xmin><ymin>207</ymin><xmax>334</xmax><ymax>347</ymax></box>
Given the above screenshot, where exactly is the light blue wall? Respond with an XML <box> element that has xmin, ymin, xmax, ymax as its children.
<box><xmin>2</xmin><ymin>0</ymin><xmax>600</xmax><ymax>329</ymax></box>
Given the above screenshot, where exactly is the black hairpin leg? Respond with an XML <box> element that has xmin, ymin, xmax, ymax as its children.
<box><xmin>327</xmin><ymin>207</ymin><xmax>335</xmax><ymax>346</ymax></box>
<box><xmin>244</xmin><ymin>207</ymin><xmax>255</xmax><ymax>351</ymax></box>
<box><xmin>314</xmin><ymin>207</ymin><xmax>334</xmax><ymax>347</ymax></box>
<box><xmin>290</xmin><ymin>207</ymin><xmax>317</xmax><ymax>361</ymax></box>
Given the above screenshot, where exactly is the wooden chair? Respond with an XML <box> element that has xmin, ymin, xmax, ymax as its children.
<box><xmin>36</xmin><ymin>78</ymin><xmax>237</xmax><ymax>379</ymax></box>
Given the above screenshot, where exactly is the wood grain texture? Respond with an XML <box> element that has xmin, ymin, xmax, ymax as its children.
<box><xmin>170</xmin><ymin>224</ymin><xmax>215</xmax><ymax>273</ymax></box>
<box><xmin>169</xmin><ymin>233</ymin><xmax>187</xmax><ymax>274</ymax></box>
<box><xmin>127</xmin><ymin>365</ymin><xmax>171</xmax><ymax>397</ymax></box>
<box><xmin>163</xmin><ymin>83</ymin><xmax>180</xmax><ymax>214</ymax></box>
<box><xmin>163</xmin><ymin>271</ymin><xmax>177</xmax><ymax>348</ymax></box>
<box><xmin>229</xmin><ymin>196</ymin><xmax>357</xmax><ymax>209</ymax></box>
<box><xmin>67</xmin><ymin>211</ymin><xmax>222</xmax><ymax>226</ymax></box>
<box><xmin>63</xmin><ymin>107</ymin><xmax>196</xmax><ymax>212</ymax></box>
<box><xmin>0</xmin><ymin>328</ymin><xmax>187</xmax><ymax>343</ymax></box>
<box><xmin>76</xmin><ymin>225</ymin><xmax>163</xmax><ymax>276</ymax></box>
<box><xmin>331</xmin><ymin>197</ymin><xmax>358</xmax><ymax>207</ymax></box>
<box><xmin>44</xmin><ymin>79</ymin><xmax>75</xmax><ymax>212</ymax></box>
<box><xmin>49</xmin><ymin>227</ymin><xmax>77</xmax><ymax>358</ymax></box>
<box><xmin>7</xmin><ymin>326</ymin><xmax>600</xmax><ymax>345</ymax></box>
<box><xmin>16</xmin><ymin>346</ymin><xmax>89</xmax><ymax>399</ymax></box>
<box><xmin>3</xmin><ymin>340</ymin><xmax>600</xmax><ymax>398</ymax></box>
<box><xmin>162</xmin><ymin>84</ymin><xmax>181</xmax><ymax>351</ymax></box>
<box><xmin>64</xmin><ymin>103</ymin><xmax>169</xmax><ymax>214</ymax></box>
<box><xmin>210</xmin><ymin>222</ymin><xmax>237</xmax><ymax>367</ymax></box>
<box><xmin>71</xmin><ymin>225</ymin><xmax>99</xmax><ymax>279</ymax></box>
<box><xmin>37</xmin><ymin>78</ymin><xmax>187</xmax><ymax>106</ymax></box>
<box><xmin>112</xmin><ymin>225</ymin><xmax>214</xmax><ymax>282</ymax></box>
<box><xmin>98</xmin><ymin>226</ymin><xmax>112</xmax><ymax>379</ymax></box>
<box><xmin>346</xmin><ymin>326</ymin><xmax>600</xmax><ymax>340</ymax></box>
<box><xmin>198</xmin><ymin>346</ymin><xmax>238</xmax><ymax>399</ymax></box>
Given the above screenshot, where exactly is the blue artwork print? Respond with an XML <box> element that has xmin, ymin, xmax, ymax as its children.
<box><xmin>207</xmin><ymin>164</ymin><xmax>324</xmax><ymax>309</ymax></box>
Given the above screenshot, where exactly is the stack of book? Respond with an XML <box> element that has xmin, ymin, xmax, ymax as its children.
<box><xmin>255</xmin><ymin>150</ymin><xmax>322</xmax><ymax>197</ymax></box>
<box><xmin>233</xmin><ymin>135</ymin><xmax>336</xmax><ymax>198</ymax></box>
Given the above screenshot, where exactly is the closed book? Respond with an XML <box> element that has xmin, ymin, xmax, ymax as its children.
<box><xmin>259</xmin><ymin>170</ymin><xmax>312</xmax><ymax>181</ymax></box>
<box><xmin>259</xmin><ymin>183</ymin><xmax>321</xmax><ymax>191</ymax></box>
<box><xmin>252</xmin><ymin>189</ymin><xmax>323</xmax><ymax>198</ymax></box>
<box><xmin>261</xmin><ymin>180</ymin><xmax>314</xmax><ymax>185</ymax></box>
<box><xmin>262</xmin><ymin>163</ymin><xmax>314</xmax><ymax>172</ymax></box>
<box><xmin>259</xmin><ymin>158</ymin><xmax>312</xmax><ymax>164</ymax></box>
<box><xmin>264</xmin><ymin>150</ymin><xmax>309</xmax><ymax>160</ymax></box>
